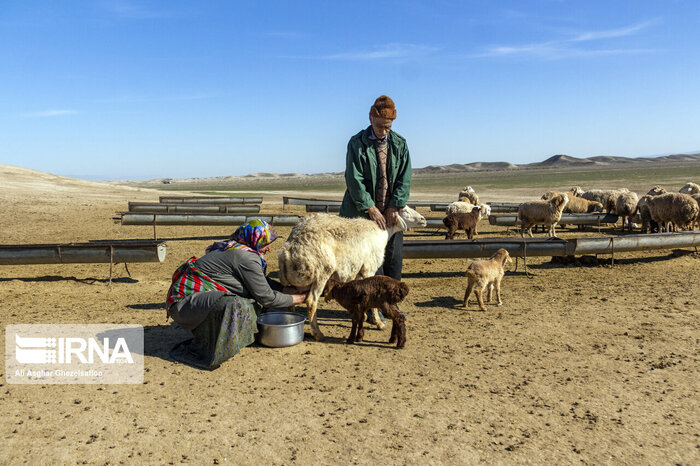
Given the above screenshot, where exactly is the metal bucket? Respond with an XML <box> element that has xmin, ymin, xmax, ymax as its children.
<box><xmin>256</xmin><ymin>312</ymin><xmax>306</xmax><ymax>347</ymax></box>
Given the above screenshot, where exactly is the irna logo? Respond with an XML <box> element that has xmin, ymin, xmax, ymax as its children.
<box><xmin>15</xmin><ymin>334</ymin><xmax>134</xmax><ymax>364</ymax></box>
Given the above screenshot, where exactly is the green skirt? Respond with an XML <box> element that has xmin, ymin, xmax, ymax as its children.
<box><xmin>169</xmin><ymin>295</ymin><xmax>260</xmax><ymax>370</ymax></box>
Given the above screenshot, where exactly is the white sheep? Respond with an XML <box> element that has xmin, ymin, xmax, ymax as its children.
<box><xmin>679</xmin><ymin>182</ymin><xmax>700</xmax><ymax>196</ymax></box>
<box><xmin>445</xmin><ymin>201</ymin><xmax>491</xmax><ymax>218</ymax></box>
<box><xmin>517</xmin><ymin>193</ymin><xmax>569</xmax><ymax>237</ymax></box>
<box><xmin>277</xmin><ymin>207</ymin><xmax>427</xmax><ymax>341</ymax></box>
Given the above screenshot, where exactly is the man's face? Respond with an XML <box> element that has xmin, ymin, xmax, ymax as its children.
<box><xmin>370</xmin><ymin>115</ymin><xmax>393</xmax><ymax>139</ymax></box>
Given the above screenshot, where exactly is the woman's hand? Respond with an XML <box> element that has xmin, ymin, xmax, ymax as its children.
<box><xmin>291</xmin><ymin>293</ymin><xmax>307</xmax><ymax>305</ymax></box>
<box><xmin>368</xmin><ymin>205</ymin><xmax>387</xmax><ymax>230</ymax></box>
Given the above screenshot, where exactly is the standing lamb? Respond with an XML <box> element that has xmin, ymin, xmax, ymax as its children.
<box><xmin>517</xmin><ymin>193</ymin><xmax>569</xmax><ymax>237</ymax></box>
<box><xmin>443</xmin><ymin>206</ymin><xmax>481</xmax><ymax>239</ymax></box>
<box><xmin>464</xmin><ymin>248</ymin><xmax>512</xmax><ymax>311</ymax></box>
<box><xmin>277</xmin><ymin>206</ymin><xmax>426</xmax><ymax>341</ymax></box>
<box><xmin>615</xmin><ymin>191</ymin><xmax>640</xmax><ymax>233</ymax></box>
<box><xmin>646</xmin><ymin>193</ymin><xmax>699</xmax><ymax>232</ymax></box>
<box><xmin>458</xmin><ymin>186</ymin><xmax>479</xmax><ymax>204</ymax></box>
<box><xmin>679</xmin><ymin>182</ymin><xmax>700</xmax><ymax>195</ymax></box>
<box><xmin>322</xmin><ymin>276</ymin><xmax>409</xmax><ymax>348</ymax></box>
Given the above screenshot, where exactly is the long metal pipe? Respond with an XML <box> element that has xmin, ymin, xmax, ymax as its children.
<box><xmin>120</xmin><ymin>213</ymin><xmax>300</xmax><ymax>226</ymax></box>
<box><xmin>402</xmin><ymin>231</ymin><xmax>700</xmax><ymax>259</ymax></box>
<box><xmin>129</xmin><ymin>203</ymin><xmax>260</xmax><ymax>214</ymax></box>
<box><xmin>566</xmin><ymin>231</ymin><xmax>700</xmax><ymax>255</ymax></box>
<box><xmin>431</xmin><ymin>202</ymin><xmax>522</xmax><ymax>213</ymax></box>
<box><xmin>0</xmin><ymin>241</ymin><xmax>167</xmax><ymax>265</ymax></box>
<box><xmin>403</xmin><ymin>238</ymin><xmax>567</xmax><ymax>259</ymax></box>
<box><xmin>284</xmin><ymin>196</ymin><xmax>445</xmax><ymax>208</ymax></box>
<box><xmin>488</xmin><ymin>202</ymin><xmax>521</xmax><ymax>213</ymax></box>
<box><xmin>283</xmin><ymin>196</ymin><xmax>342</xmax><ymax>206</ymax></box>
<box><xmin>306</xmin><ymin>204</ymin><xmax>341</xmax><ymax>212</ymax></box>
<box><xmin>488</xmin><ymin>213</ymin><xmax>619</xmax><ymax>226</ymax></box>
<box><xmin>159</xmin><ymin>196</ymin><xmax>263</xmax><ymax>204</ymax></box>
<box><xmin>306</xmin><ymin>203</ymin><xmax>421</xmax><ymax>213</ymax></box>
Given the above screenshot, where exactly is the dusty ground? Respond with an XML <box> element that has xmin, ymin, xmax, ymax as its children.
<box><xmin>1</xmin><ymin>166</ymin><xmax>698</xmax><ymax>464</ymax></box>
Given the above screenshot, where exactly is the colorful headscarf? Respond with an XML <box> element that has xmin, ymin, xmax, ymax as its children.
<box><xmin>205</xmin><ymin>218</ymin><xmax>279</xmax><ymax>271</ymax></box>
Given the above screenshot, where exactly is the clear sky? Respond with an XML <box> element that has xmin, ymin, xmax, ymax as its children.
<box><xmin>1</xmin><ymin>1</ymin><xmax>699</xmax><ymax>180</ymax></box>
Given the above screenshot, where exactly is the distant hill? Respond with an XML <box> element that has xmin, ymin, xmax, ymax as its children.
<box><xmin>115</xmin><ymin>152</ymin><xmax>700</xmax><ymax>185</ymax></box>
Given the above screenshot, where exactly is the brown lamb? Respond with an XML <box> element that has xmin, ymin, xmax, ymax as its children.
<box><xmin>322</xmin><ymin>276</ymin><xmax>409</xmax><ymax>349</ymax></box>
<box><xmin>443</xmin><ymin>206</ymin><xmax>481</xmax><ymax>240</ymax></box>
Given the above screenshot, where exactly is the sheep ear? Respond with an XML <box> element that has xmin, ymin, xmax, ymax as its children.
<box><xmin>396</xmin><ymin>215</ymin><xmax>407</xmax><ymax>231</ymax></box>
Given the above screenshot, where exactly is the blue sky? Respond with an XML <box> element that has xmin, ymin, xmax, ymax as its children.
<box><xmin>1</xmin><ymin>1</ymin><xmax>699</xmax><ymax>180</ymax></box>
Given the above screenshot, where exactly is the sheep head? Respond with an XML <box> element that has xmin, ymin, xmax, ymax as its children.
<box><xmin>322</xmin><ymin>278</ymin><xmax>341</xmax><ymax>302</ymax></box>
<box><xmin>479</xmin><ymin>204</ymin><xmax>491</xmax><ymax>217</ymax></box>
<box><xmin>490</xmin><ymin>248</ymin><xmax>512</xmax><ymax>266</ymax></box>
<box><xmin>571</xmin><ymin>186</ymin><xmax>584</xmax><ymax>197</ymax></box>
<box><xmin>679</xmin><ymin>182</ymin><xmax>700</xmax><ymax>195</ymax></box>
<box><xmin>590</xmin><ymin>202</ymin><xmax>604</xmax><ymax>213</ymax></box>
<box><xmin>647</xmin><ymin>185</ymin><xmax>667</xmax><ymax>196</ymax></box>
<box><xmin>552</xmin><ymin>193</ymin><xmax>569</xmax><ymax>211</ymax></box>
<box><xmin>397</xmin><ymin>206</ymin><xmax>427</xmax><ymax>231</ymax></box>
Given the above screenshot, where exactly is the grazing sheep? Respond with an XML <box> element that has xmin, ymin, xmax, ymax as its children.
<box><xmin>580</xmin><ymin>188</ymin><xmax>629</xmax><ymax>213</ymax></box>
<box><xmin>566</xmin><ymin>196</ymin><xmax>604</xmax><ymax>214</ymax></box>
<box><xmin>635</xmin><ymin>195</ymin><xmax>660</xmax><ymax>233</ymax></box>
<box><xmin>646</xmin><ymin>193</ymin><xmax>700</xmax><ymax>232</ymax></box>
<box><xmin>458</xmin><ymin>186</ymin><xmax>479</xmax><ymax>204</ymax></box>
<box><xmin>322</xmin><ymin>276</ymin><xmax>408</xmax><ymax>348</ymax></box>
<box><xmin>541</xmin><ymin>190</ymin><xmax>603</xmax><ymax>216</ymax></box>
<box><xmin>445</xmin><ymin>201</ymin><xmax>491</xmax><ymax>218</ymax></box>
<box><xmin>517</xmin><ymin>193</ymin><xmax>569</xmax><ymax>237</ymax></box>
<box><xmin>679</xmin><ymin>182</ymin><xmax>700</xmax><ymax>196</ymax></box>
<box><xmin>464</xmin><ymin>248</ymin><xmax>512</xmax><ymax>311</ymax></box>
<box><xmin>443</xmin><ymin>206</ymin><xmax>481</xmax><ymax>240</ymax></box>
<box><xmin>615</xmin><ymin>191</ymin><xmax>640</xmax><ymax>233</ymax></box>
<box><xmin>647</xmin><ymin>185</ymin><xmax>667</xmax><ymax>196</ymax></box>
<box><xmin>277</xmin><ymin>206</ymin><xmax>427</xmax><ymax>341</ymax></box>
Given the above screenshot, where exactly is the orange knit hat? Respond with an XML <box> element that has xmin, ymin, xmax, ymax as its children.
<box><xmin>369</xmin><ymin>95</ymin><xmax>397</xmax><ymax>120</ymax></box>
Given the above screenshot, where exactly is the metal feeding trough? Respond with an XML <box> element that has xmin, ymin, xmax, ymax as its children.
<box><xmin>0</xmin><ymin>240</ymin><xmax>167</xmax><ymax>284</ymax></box>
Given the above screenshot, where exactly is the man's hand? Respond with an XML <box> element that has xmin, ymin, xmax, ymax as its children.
<box><xmin>385</xmin><ymin>206</ymin><xmax>399</xmax><ymax>227</ymax></box>
<box><xmin>368</xmin><ymin>205</ymin><xmax>387</xmax><ymax>230</ymax></box>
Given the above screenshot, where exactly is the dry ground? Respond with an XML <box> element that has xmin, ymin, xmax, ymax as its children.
<box><xmin>0</xmin><ymin>167</ymin><xmax>698</xmax><ymax>464</ymax></box>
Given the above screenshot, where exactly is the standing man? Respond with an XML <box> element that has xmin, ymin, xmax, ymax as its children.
<box><xmin>339</xmin><ymin>95</ymin><xmax>412</xmax><ymax>322</ymax></box>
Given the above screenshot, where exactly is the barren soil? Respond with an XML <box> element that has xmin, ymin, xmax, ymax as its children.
<box><xmin>1</xmin><ymin>166</ymin><xmax>698</xmax><ymax>464</ymax></box>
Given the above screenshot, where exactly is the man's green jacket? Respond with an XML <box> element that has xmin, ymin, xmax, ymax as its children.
<box><xmin>339</xmin><ymin>126</ymin><xmax>412</xmax><ymax>219</ymax></box>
